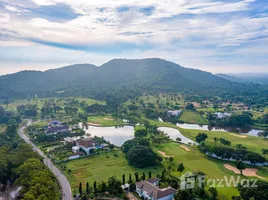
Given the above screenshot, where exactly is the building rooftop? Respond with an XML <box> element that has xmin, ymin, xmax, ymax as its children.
<box><xmin>136</xmin><ymin>180</ymin><xmax>176</xmax><ymax>199</ymax></box>
<box><xmin>76</xmin><ymin>138</ymin><xmax>95</xmax><ymax>148</ymax></box>
<box><xmin>46</xmin><ymin>125</ymin><xmax>69</xmax><ymax>134</ymax></box>
<box><xmin>147</xmin><ymin>178</ymin><xmax>160</xmax><ymax>184</ymax></box>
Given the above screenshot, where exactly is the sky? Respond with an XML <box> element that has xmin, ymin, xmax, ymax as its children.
<box><xmin>0</xmin><ymin>0</ymin><xmax>267</xmax><ymax>75</ymax></box>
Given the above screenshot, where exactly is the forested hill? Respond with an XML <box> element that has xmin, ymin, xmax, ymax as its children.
<box><xmin>0</xmin><ymin>58</ymin><xmax>267</xmax><ymax>105</ymax></box>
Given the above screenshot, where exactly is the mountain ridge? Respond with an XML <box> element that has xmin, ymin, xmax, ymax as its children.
<box><xmin>0</xmin><ymin>58</ymin><xmax>266</xmax><ymax>105</ymax></box>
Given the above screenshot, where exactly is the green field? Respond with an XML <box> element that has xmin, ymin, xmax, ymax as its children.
<box><xmin>63</xmin><ymin>151</ymin><xmax>160</xmax><ymax>191</ymax></box>
<box><xmin>179</xmin><ymin>128</ymin><xmax>268</xmax><ymax>154</ymax></box>
<box><xmin>125</xmin><ymin>94</ymin><xmax>185</xmax><ymax>108</ymax></box>
<box><xmin>179</xmin><ymin>111</ymin><xmax>208</xmax><ymax>125</ymax></box>
<box><xmin>64</xmin><ymin>141</ymin><xmax>268</xmax><ymax>199</ymax></box>
<box><xmin>0</xmin><ymin>97</ymin><xmax>105</xmax><ymax>112</ymax></box>
<box><xmin>87</xmin><ymin>115</ymin><xmax>127</xmax><ymax>126</ymax></box>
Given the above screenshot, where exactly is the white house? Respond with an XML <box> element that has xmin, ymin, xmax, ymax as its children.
<box><xmin>72</xmin><ymin>146</ymin><xmax>80</xmax><ymax>153</ymax></box>
<box><xmin>136</xmin><ymin>178</ymin><xmax>176</xmax><ymax>200</ymax></box>
<box><xmin>215</xmin><ymin>112</ymin><xmax>230</xmax><ymax>119</ymax></box>
<box><xmin>167</xmin><ymin>110</ymin><xmax>182</xmax><ymax>117</ymax></box>
<box><xmin>76</xmin><ymin>138</ymin><xmax>96</xmax><ymax>155</ymax></box>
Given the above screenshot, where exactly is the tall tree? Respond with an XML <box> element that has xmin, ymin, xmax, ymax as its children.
<box><xmin>177</xmin><ymin>163</ymin><xmax>185</xmax><ymax>176</ymax></box>
<box><xmin>79</xmin><ymin>182</ymin><xmax>83</xmax><ymax>195</ymax></box>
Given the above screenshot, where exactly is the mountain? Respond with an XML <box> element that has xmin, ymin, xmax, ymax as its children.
<box><xmin>0</xmin><ymin>58</ymin><xmax>267</xmax><ymax>104</ymax></box>
<box><xmin>216</xmin><ymin>74</ymin><xmax>246</xmax><ymax>83</ymax></box>
<box><xmin>228</xmin><ymin>73</ymin><xmax>268</xmax><ymax>85</ymax></box>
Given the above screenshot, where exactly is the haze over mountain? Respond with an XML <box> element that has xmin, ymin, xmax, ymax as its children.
<box><xmin>0</xmin><ymin>59</ymin><xmax>267</xmax><ymax>105</ymax></box>
<box><xmin>217</xmin><ymin>73</ymin><xmax>268</xmax><ymax>85</ymax></box>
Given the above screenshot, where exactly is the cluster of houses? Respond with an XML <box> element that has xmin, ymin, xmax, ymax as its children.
<box><xmin>44</xmin><ymin>121</ymin><xmax>110</xmax><ymax>160</ymax></box>
<box><xmin>45</xmin><ymin>121</ymin><xmax>70</xmax><ymax>135</ymax></box>
<box><xmin>135</xmin><ymin>178</ymin><xmax>176</xmax><ymax>200</ymax></box>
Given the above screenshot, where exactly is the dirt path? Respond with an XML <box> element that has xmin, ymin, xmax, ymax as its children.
<box><xmin>157</xmin><ymin>151</ymin><xmax>174</xmax><ymax>158</ymax></box>
<box><xmin>223</xmin><ymin>164</ymin><xmax>266</xmax><ymax>179</ymax></box>
<box><xmin>104</xmin><ymin>118</ymin><xmax>114</xmax><ymax>121</ymax></box>
<box><xmin>87</xmin><ymin>122</ymin><xmax>101</xmax><ymax>126</ymax></box>
<box><xmin>180</xmin><ymin>145</ymin><xmax>190</xmax><ymax>152</ymax></box>
<box><xmin>229</xmin><ymin>133</ymin><xmax>247</xmax><ymax>138</ymax></box>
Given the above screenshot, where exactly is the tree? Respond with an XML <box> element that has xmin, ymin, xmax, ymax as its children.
<box><xmin>185</xmin><ymin>103</ymin><xmax>194</xmax><ymax>110</ymax></box>
<box><xmin>213</xmin><ymin>137</ymin><xmax>218</xmax><ymax>145</ymax></box>
<box><xmin>79</xmin><ymin>182</ymin><xmax>83</xmax><ymax>194</ymax></box>
<box><xmin>93</xmin><ymin>181</ymin><xmax>97</xmax><ymax>193</ymax></box>
<box><xmin>122</xmin><ymin>174</ymin><xmax>125</xmax><ymax>185</ymax></box>
<box><xmin>134</xmin><ymin>172</ymin><xmax>139</xmax><ymax>182</ymax></box>
<box><xmin>134</xmin><ymin>129</ymin><xmax>148</xmax><ymax>138</ymax></box>
<box><xmin>261</xmin><ymin>148</ymin><xmax>268</xmax><ymax>158</ymax></box>
<box><xmin>126</xmin><ymin>145</ymin><xmax>162</xmax><ymax>168</ymax></box>
<box><xmin>195</xmin><ymin>133</ymin><xmax>208</xmax><ymax>143</ymax></box>
<box><xmin>142</xmin><ymin>172</ymin><xmax>146</xmax><ymax>180</ymax></box>
<box><xmin>129</xmin><ymin>173</ymin><xmax>132</xmax><ymax>183</ymax></box>
<box><xmin>177</xmin><ymin>163</ymin><xmax>185</xmax><ymax>176</ymax></box>
<box><xmin>235</xmin><ymin>160</ymin><xmax>246</xmax><ymax>175</ymax></box>
<box><xmin>148</xmin><ymin>171</ymin><xmax>152</xmax><ymax>179</ymax></box>
<box><xmin>86</xmin><ymin>182</ymin><xmax>90</xmax><ymax>194</ymax></box>
<box><xmin>208</xmin><ymin>187</ymin><xmax>218</xmax><ymax>200</ymax></box>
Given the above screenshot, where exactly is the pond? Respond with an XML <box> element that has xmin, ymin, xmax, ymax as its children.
<box><xmin>80</xmin><ymin>124</ymin><xmax>197</xmax><ymax>146</ymax></box>
<box><xmin>82</xmin><ymin>125</ymin><xmax>135</xmax><ymax>146</ymax></box>
<box><xmin>158</xmin><ymin>127</ymin><xmax>197</xmax><ymax>145</ymax></box>
<box><xmin>176</xmin><ymin>123</ymin><xmax>263</xmax><ymax>137</ymax></box>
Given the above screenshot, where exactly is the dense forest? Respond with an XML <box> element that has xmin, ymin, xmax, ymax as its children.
<box><xmin>0</xmin><ymin>107</ymin><xmax>59</xmax><ymax>199</ymax></box>
<box><xmin>0</xmin><ymin>59</ymin><xmax>267</xmax><ymax>106</ymax></box>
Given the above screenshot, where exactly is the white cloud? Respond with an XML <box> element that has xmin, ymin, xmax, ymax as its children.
<box><xmin>0</xmin><ymin>0</ymin><xmax>267</xmax><ymax>74</ymax></box>
<box><xmin>4</xmin><ymin>5</ymin><xmax>22</xmax><ymax>12</ymax></box>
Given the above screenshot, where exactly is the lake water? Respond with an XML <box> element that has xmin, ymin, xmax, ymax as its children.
<box><xmin>158</xmin><ymin>127</ymin><xmax>197</xmax><ymax>145</ymax></box>
<box><xmin>176</xmin><ymin>123</ymin><xmax>263</xmax><ymax>137</ymax></box>
<box><xmin>81</xmin><ymin>124</ymin><xmax>196</xmax><ymax>146</ymax></box>
<box><xmin>83</xmin><ymin>125</ymin><xmax>135</xmax><ymax>146</ymax></box>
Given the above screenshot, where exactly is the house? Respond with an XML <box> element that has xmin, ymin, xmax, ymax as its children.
<box><xmin>72</xmin><ymin>146</ymin><xmax>80</xmax><ymax>153</ymax></box>
<box><xmin>46</xmin><ymin>125</ymin><xmax>69</xmax><ymax>135</ymax></box>
<box><xmin>215</xmin><ymin>112</ymin><xmax>230</xmax><ymax>119</ymax></box>
<box><xmin>76</xmin><ymin>138</ymin><xmax>96</xmax><ymax>155</ymax></box>
<box><xmin>167</xmin><ymin>110</ymin><xmax>182</xmax><ymax>117</ymax></box>
<box><xmin>136</xmin><ymin>178</ymin><xmax>176</xmax><ymax>200</ymax></box>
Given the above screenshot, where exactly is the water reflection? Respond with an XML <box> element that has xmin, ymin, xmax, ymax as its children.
<box><xmin>176</xmin><ymin>123</ymin><xmax>263</xmax><ymax>137</ymax></box>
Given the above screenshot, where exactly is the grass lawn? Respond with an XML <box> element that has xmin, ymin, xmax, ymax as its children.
<box><xmin>153</xmin><ymin>142</ymin><xmax>268</xmax><ymax>200</ymax></box>
<box><xmin>178</xmin><ymin>128</ymin><xmax>268</xmax><ymax>154</ymax></box>
<box><xmin>235</xmin><ymin>110</ymin><xmax>264</xmax><ymax>119</ymax></box>
<box><xmin>63</xmin><ymin>151</ymin><xmax>161</xmax><ymax>191</ymax></box>
<box><xmin>87</xmin><ymin>115</ymin><xmax>126</xmax><ymax>126</ymax></box>
<box><xmin>179</xmin><ymin>111</ymin><xmax>208</xmax><ymax>125</ymax></box>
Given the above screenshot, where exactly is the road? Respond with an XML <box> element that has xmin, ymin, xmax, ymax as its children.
<box><xmin>18</xmin><ymin>120</ymin><xmax>73</xmax><ymax>200</ymax></box>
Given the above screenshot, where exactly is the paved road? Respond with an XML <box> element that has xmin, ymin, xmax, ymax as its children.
<box><xmin>18</xmin><ymin>120</ymin><xmax>73</xmax><ymax>200</ymax></box>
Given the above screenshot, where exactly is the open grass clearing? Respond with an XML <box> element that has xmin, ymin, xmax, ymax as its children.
<box><xmin>178</xmin><ymin>128</ymin><xmax>268</xmax><ymax>154</ymax></box>
<box><xmin>179</xmin><ymin>110</ymin><xmax>208</xmax><ymax>125</ymax></box>
<box><xmin>63</xmin><ymin>151</ymin><xmax>161</xmax><ymax>191</ymax></box>
<box><xmin>87</xmin><ymin>115</ymin><xmax>126</xmax><ymax>126</ymax></box>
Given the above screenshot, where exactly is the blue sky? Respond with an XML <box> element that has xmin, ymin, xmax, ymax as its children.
<box><xmin>0</xmin><ymin>0</ymin><xmax>267</xmax><ymax>75</ymax></box>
